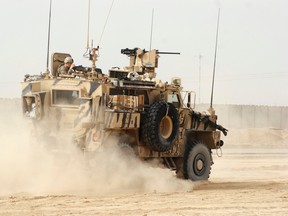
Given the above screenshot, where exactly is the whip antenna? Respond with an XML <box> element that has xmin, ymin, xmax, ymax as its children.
<box><xmin>210</xmin><ymin>8</ymin><xmax>220</xmax><ymax>111</ymax></box>
<box><xmin>45</xmin><ymin>0</ymin><xmax>52</xmax><ymax>72</ymax></box>
<box><xmin>83</xmin><ymin>0</ymin><xmax>91</xmax><ymax>57</ymax></box>
<box><xmin>149</xmin><ymin>8</ymin><xmax>154</xmax><ymax>51</ymax></box>
<box><xmin>86</xmin><ymin>0</ymin><xmax>91</xmax><ymax>50</ymax></box>
<box><xmin>148</xmin><ymin>8</ymin><xmax>154</xmax><ymax>64</ymax></box>
<box><xmin>98</xmin><ymin>0</ymin><xmax>115</xmax><ymax>46</ymax></box>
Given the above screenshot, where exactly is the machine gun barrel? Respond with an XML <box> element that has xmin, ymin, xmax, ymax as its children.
<box><xmin>157</xmin><ymin>51</ymin><xmax>180</xmax><ymax>55</ymax></box>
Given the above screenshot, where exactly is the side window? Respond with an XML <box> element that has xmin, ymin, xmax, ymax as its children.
<box><xmin>167</xmin><ymin>93</ymin><xmax>180</xmax><ymax>108</ymax></box>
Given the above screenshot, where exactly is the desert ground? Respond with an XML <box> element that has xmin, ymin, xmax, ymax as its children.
<box><xmin>0</xmin><ymin>99</ymin><xmax>287</xmax><ymax>215</ymax></box>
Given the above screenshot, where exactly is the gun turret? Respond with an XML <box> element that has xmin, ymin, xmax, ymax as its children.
<box><xmin>120</xmin><ymin>48</ymin><xmax>180</xmax><ymax>75</ymax></box>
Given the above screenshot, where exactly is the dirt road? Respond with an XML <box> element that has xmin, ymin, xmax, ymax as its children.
<box><xmin>1</xmin><ymin>151</ymin><xmax>288</xmax><ymax>215</ymax></box>
<box><xmin>0</xmin><ymin>100</ymin><xmax>287</xmax><ymax>215</ymax></box>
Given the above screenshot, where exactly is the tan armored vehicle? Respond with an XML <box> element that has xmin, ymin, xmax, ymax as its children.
<box><xmin>21</xmin><ymin>47</ymin><xmax>227</xmax><ymax>181</ymax></box>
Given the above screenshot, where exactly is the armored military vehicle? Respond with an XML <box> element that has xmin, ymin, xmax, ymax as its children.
<box><xmin>21</xmin><ymin>47</ymin><xmax>227</xmax><ymax>181</ymax></box>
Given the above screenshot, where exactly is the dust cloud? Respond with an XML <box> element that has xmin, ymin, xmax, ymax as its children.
<box><xmin>2</xmin><ymin>100</ymin><xmax>288</xmax><ymax>215</ymax></box>
<box><xmin>0</xmin><ymin>99</ymin><xmax>192</xmax><ymax>196</ymax></box>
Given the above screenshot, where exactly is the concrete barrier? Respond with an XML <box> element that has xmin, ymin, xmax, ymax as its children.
<box><xmin>195</xmin><ymin>104</ymin><xmax>288</xmax><ymax>129</ymax></box>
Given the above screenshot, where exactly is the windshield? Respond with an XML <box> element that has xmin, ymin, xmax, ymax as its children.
<box><xmin>52</xmin><ymin>90</ymin><xmax>80</xmax><ymax>106</ymax></box>
<box><xmin>167</xmin><ymin>93</ymin><xmax>180</xmax><ymax>108</ymax></box>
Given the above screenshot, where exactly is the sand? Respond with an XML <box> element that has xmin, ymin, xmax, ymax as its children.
<box><xmin>0</xmin><ymin>99</ymin><xmax>287</xmax><ymax>215</ymax></box>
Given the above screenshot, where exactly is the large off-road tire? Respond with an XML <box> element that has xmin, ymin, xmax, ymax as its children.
<box><xmin>142</xmin><ymin>101</ymin><xmax>179</xmax><ymax>152</ymax></box>
<box><xmin>183</xmin><ymin>141</ymin><xmax>212</xmax><ymax>181</ymax></box>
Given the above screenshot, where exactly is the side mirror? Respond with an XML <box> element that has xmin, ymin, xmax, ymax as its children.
<box><xmin>187</xmin><ymin>92</ymin><xmax>191</xmax><ymax>108</ymax></box>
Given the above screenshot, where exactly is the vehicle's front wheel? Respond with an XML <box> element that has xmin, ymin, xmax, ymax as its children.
<box><xmin>183</xmin><ymin>141</ymin><xmax>212</xmax><ymax>181</ymax></box>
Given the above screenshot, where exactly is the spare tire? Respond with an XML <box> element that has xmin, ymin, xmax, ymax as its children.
<box><xmin>142</xmin><ymin>101</ymin><xmax>179</xmax><ymax>152</ymax></box>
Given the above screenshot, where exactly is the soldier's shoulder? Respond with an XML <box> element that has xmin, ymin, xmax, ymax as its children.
<box><xmin>57</xmin><ymin>64</ymin><xmax>66</xmax><ymax>72</ymax></box>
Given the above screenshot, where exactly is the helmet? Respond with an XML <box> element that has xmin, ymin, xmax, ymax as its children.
<box><xmin>64</xmin><ymin>57</ymin><xmax>73</xmax><ymax>63</ymax></box>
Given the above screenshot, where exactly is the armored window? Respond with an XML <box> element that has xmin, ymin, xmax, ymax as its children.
<box><xmin>52</xmin><ymin>90</ymin><xmax>80</xmax><ymax>106</ymax></box>
<box><xmin>167</xmin><ymin>93</ymin><xmax>180</xmax><ymax>108</ymax></box>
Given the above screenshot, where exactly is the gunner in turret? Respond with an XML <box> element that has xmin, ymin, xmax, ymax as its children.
<box><xmin>58</xmin><ymin>56</ymin><xmax>75</xmax><ymax>75</ymax></box>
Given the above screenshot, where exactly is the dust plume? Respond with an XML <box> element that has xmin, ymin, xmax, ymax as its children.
<box><xmin>0</xmin><ymin>99</ymin><xmax>192</xmax><ymax>196</ymax></box>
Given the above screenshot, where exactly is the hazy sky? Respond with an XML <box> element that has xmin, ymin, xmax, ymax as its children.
<box><xmin>1</xmin><ymin>0</ymin><xmax>288</xmax><ymax>106</ymax></box>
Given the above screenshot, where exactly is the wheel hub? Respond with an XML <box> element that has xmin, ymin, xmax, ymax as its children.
<box><xmin>196</xmin><ymin>159</ymin><xmax>204</xmax><ymax>170</ymax></box>
<box><xmin>160</xmin><ymin>116</ymin><xmax>173</xmax><ymax>139</ymax></box>
<box><xmin>194</xmin><ymin>154</ymin><xmax>206</xmax><ymax>176</ymax></box>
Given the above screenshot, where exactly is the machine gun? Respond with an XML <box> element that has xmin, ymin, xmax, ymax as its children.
<box><xmin>121</xmin><ymin>48</ymin><xmax>180</xmax><ymax>56</ymax></box>
<box><xmin>190</xmin><ymin>111</ymin><xmax>228</xmax><ymax>136</ymax></box>
<box><xmin>120</xmin><ymin>48</ymin><xmax>180</xmax><ymax>74</ymax></box>
<box><xmin>72</xmin><ymin>65</ymin><xmax>102</xmax><ymax>74</ymax></box>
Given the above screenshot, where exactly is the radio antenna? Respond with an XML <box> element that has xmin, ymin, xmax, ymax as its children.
<box><xmin>83</xmin><ymin>0</ymin><xmax>91</xmax><ymax>57</ymax></box>
<box><xmin>149</xmin><ymin>8</ymin><xmax>154</xmax><ymax>51</ymax></box>
<box><xmin>98</xmin><ymin>0</ymin><xmax>115</xmax><ymax>46</ymax></box>
<box><xmin>209</xmin><ymin>8</ymin><xmax>220</xmax><ymax>113</ymax></box>
<box><xmin>86</xmin><ymin>0</ymin><xmax>91</xmax><ymax>49</ymax></box>
<box><xmin>148</xmin><ymin>8</ymin><xmax>154</xmax><ymax>64</ymax></box>
<box><xmin>45</xmin><ymin>0</ymin><xmax>52</xmax><ymax>73</ymax></box>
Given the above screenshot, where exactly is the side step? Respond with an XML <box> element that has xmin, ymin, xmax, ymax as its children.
<box><xmin>163</xmin><ymin>157</ymin><xmax>177</xmax><ymax>170</ymax></box>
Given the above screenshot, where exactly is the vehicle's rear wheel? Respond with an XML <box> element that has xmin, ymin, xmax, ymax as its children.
<box><xmin>183</xmin><ymin>141</ymin><xmax>212</xmax><ymax>181</ymax></box>
<box><xmin>117</xmin><ymin>142</ymin><xmax>135</xmax><ymax>159</ymax></box>
<box><xmin>141</xmin><ymin>101</ymin><xmax>179</xmax><ymax>152</ymax></box>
